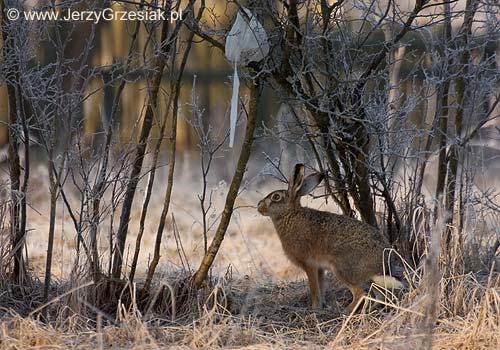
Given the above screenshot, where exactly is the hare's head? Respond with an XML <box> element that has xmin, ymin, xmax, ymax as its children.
<box><xmin>258</xmin><ymin>164</ymin><xmax>324</xmax><ymax>219</ymax></box>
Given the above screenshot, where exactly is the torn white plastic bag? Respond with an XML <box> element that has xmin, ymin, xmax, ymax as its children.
<box><xmin>225</xmin><ymin>8</ymin><xmax>269</xmax><ymax>147</ymax></box>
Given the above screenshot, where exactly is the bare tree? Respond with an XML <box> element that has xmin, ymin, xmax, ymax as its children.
<box><xmin>185</xmin><ymin>0</ymin><xmax>500</xmax><ymax>274</ymax></box>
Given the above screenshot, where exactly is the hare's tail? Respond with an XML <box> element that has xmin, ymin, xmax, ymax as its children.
<box><xmin>371</xmin><ymin>275</ymin><xmax>407</xmax><ymax>289</ymax></box>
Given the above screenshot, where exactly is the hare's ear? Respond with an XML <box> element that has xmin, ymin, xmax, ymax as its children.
<box><xmin>297</xmin><ymin>173</ymin><xmax>324</xmax><ymax>197</ymax></box>
<box><xmin>288</xmin><ymin>164</ymin><xmax>305</xmax><ymax>198</ymax></box>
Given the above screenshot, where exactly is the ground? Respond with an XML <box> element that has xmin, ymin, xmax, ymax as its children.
<box><xmin>1</xmin><ymin>169</ymin><xmax>499</xmax><ymax>349</ymax></box>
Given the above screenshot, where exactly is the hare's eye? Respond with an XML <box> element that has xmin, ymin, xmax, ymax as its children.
<box><xmin>271</xmin><ymin>193</ymin><xmax>282</xmax><ymax>202</ymax></box>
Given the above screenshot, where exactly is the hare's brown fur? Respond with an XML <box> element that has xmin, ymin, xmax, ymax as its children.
<box><xmin>258</xmin><ymin>164</ymin><xmax>403</xmax><ymax>313</ymax></box>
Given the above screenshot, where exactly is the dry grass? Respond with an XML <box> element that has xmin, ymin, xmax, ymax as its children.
<box><xmin>1</xmin><ymin>165</ymin><xmax>500</xmax><ymax>349</ymax></box>
<box><xmin>1</xmin><ymin>271</ymin><xmax>499</xmax><ymax>349</ymax></box>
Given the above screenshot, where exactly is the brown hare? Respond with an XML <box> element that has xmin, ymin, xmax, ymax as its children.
<box><xmin>258</xmin><ymin>163</ymin><xmax>405</xmax><ymax>313</ymax></box>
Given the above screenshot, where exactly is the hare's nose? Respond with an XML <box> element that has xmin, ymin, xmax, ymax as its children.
<box><xmin>257</xmin><ymin>200</ymin><xmax>266</xmax><ymax>213</ymax></box>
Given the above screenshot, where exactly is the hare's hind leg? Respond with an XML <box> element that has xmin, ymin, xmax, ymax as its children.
<box><xmin>304</xmin><ymin>265</ymin><xmax>323</xmax><ymax>309</ymax></box>
<box><xmin>318</xmin><ymin>268</ymin><xmax>326</xmax><ymax>301</ymax></box>
<box><xmin>345</xmin><ymin>285</ymin><xmax>366</xmax><ymax>314</ymax></box>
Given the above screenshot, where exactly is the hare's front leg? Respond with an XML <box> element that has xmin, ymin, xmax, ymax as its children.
<box><xmin>304</xmin><ymin>265</ymin><xmax>322</xmax><ymax>309</ymax></box>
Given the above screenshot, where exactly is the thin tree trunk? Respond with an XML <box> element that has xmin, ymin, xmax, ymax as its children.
<box><xmin>444</xmin><ymin>0</ymin><xmax>477</xmax><ymax>247</ymax></box>
<box><xmin>42</xmin><ymin>22</ymin><xmax>66</xmax><ymax>303</ymax></box>
<box><xmin>1</xmin><ymin>0</ymin><xmax>24</xmax><ymax>283</ymax></box>
<box><xmin>90</xmin><ymin>20</ymin><xmax>141</xmax><ymax>282</ymax></box>
<box><xmin>43</xmin><ymin>145</ymin><xmax>57</xmax><ymax>301</ymax></box>
<box><xmin>111</xmin><ymin>0</ymin><xmax>195</xmax><ymax>280</ymax></box>
<box><xmin>111</xmin><ymin>19</ymin><xmax>171</xmax><ymax>279</ymax></box>
<box><xmin>434</xmin><ymin>88</ymin><xmax>450</xmax><ymax>208</ymax></box>
<box><xmin>142</xmin><ymin>0</ymin><xmax>204</xmax><ymax>290</ymax></box>
<box><xmin>129</xmin><ymin>93</ymin><xmax>172</xmax><ymax>283</ymax></box>
<box><xmin>434</xmin><ymin>0</ymin><xmax>452</xmax><ymax>219</ymax></box>
<box><xmin>142</xmin><ymin>102</ymin><xmax>176</xmax><ymax>290</ymax></box>
<box><xmin>19</xmin><ymin>98</ymin><xmax>30</xmax><ymax>276</ymax></box>
<box><xmin>193</xmin><ymin>78</ymin><xmax>262</xmax><ymax>288</ymax></box>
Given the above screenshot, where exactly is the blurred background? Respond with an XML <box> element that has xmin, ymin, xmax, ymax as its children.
<box><xmin>1</xmin><ymin>0</ymin><xmax>497</xmax><ymax>167</ymax></box>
